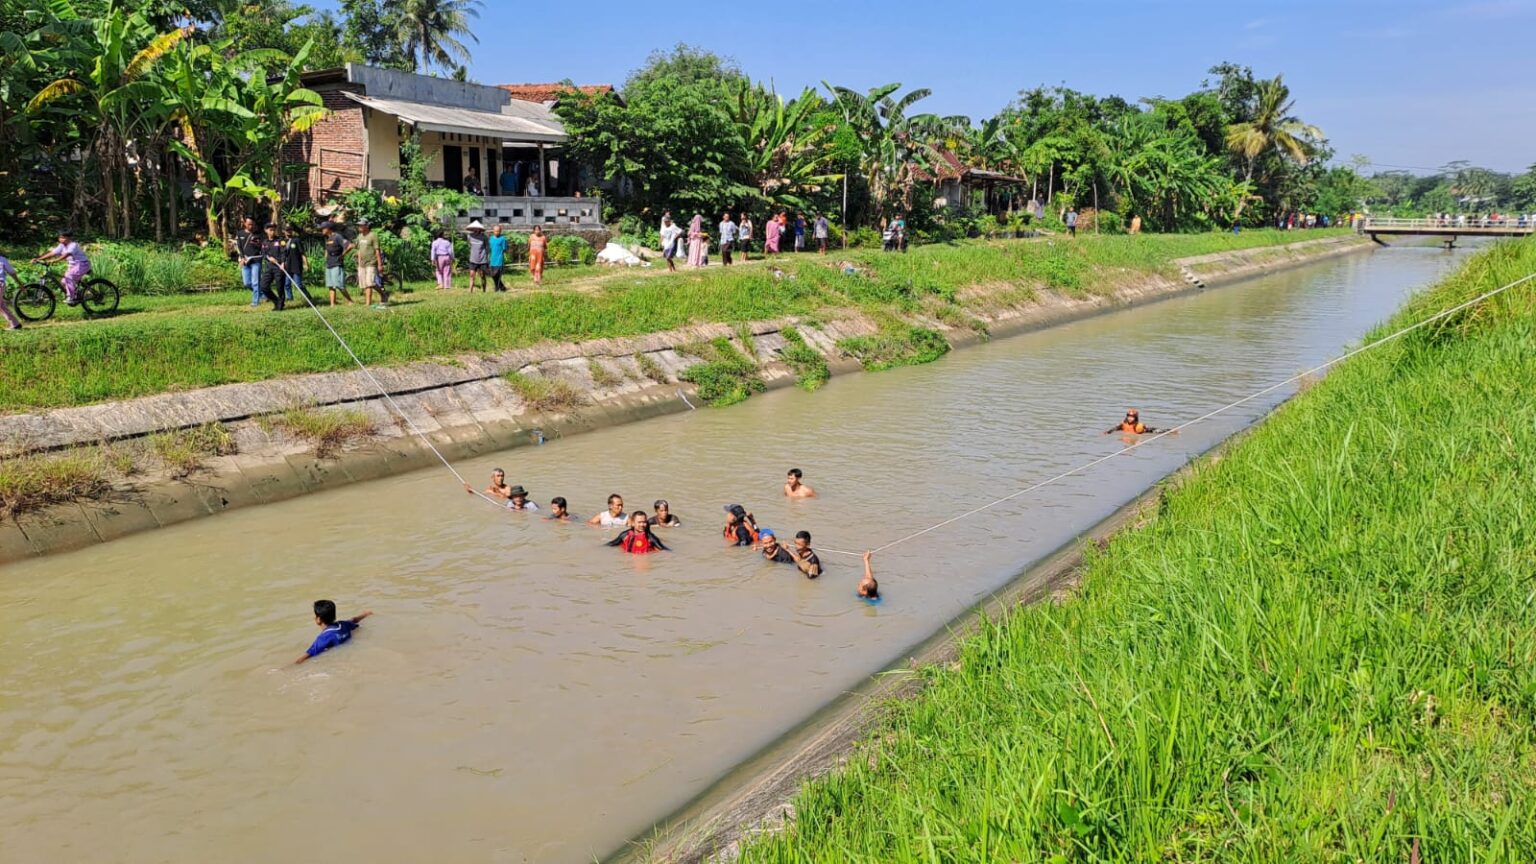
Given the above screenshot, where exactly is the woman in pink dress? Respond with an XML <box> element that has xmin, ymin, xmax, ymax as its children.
<box><xmin>764</xmin><ymin>213</ymin><xmax>781</xmax><ymax>255</ymax></box>
<box><xmin>687</xmin><ymin>214</ymin><xmax>705</xmax><ymax>268</ymax></box>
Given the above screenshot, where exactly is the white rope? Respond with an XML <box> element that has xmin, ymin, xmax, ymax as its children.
<box><xmin>816</xmin><ymin>269</ymin><xmax>1536</xmax><ymax>558</ymax></box>
<box><xmin>272</xmin><ymin>262</ymin><xmax>504</xmax><ymax>510</ymax></box>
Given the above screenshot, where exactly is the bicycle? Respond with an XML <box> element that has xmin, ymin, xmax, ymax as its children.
<box><xmin>7</xmin><ymin>264</ymin><xmax>120</xmax><ymax>322</ymax></box>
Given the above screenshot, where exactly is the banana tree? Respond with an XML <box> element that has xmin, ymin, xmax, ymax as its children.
<box><xmin>26</xmin><ymin>0</ymin><xmax>190</xmax><ymax>237</ymax></box>
<box><xmin>824</xmin><ymin>82</ymin><xmax>952</xmax><ymax>222</ymax></box>
<box><xmin>730</xmin><ymin>82</ymin><xmax>842</xmax><ymax>211</ymax></box>
<box><xmin>226</xmin><ymin>39</ymin><xmax>328</xmax><ymax>226</ymax></box>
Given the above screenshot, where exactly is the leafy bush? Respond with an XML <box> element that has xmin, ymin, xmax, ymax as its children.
<box><xmin>91</xmin><ymin>242</ymin><xmax>210</xmax><ymax>294</ymax></box>
<box><xmin>837</xmin><ymin>323</ymin><xmax>950</xmax><ymax>371</ymax></box>
<box><xmin>545</xmin><ymin>234</ymin><xmax>596</xmax><ymax>266</ymax></box>
<box><xmin>616</xmin><ymin>214</ymin><xmax>661</xmax><ymax>250</ymax></box>
<box><xmin>848</xmin><ymin>226</ymin><xmax>883</xmax><ymax>248</ymax></box>
<box><xmin>504</xmin><ymin>372</ymin><xmax>586</xmax><ymax>413</ymax></box>
<box><xmin>778</xmin><ymin>326</ymin><xmax>829</xmax><ymax>391</ymax></box>
<box><xmin>679</xmin><ymin>337</ymin><xmax>764</xmax><ymax>406</ymax></box>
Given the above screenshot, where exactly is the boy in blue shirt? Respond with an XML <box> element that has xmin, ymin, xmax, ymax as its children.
<box><xmin>294</xmin><ymin>599</ymin><xmax>373</xmax><ymax>664</ymax></box>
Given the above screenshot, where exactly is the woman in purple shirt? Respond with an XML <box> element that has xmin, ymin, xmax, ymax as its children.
<box><xmin>430</xmin><ymin>230</ymin><xmax>454</xmax><ymax>290</ymax></box>
<box><xmin>32</xmin><ymin>229</ymin><xmax>91</xmax><ymax>304</ymax></box>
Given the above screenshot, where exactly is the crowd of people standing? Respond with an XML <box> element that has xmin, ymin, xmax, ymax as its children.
<box><xmin>658</xmin><ymin>210</ymin><xmax>837</xmax><ymax>271</ymax></box>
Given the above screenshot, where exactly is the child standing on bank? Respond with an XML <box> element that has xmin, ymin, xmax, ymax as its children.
<box><xmin>294</xmin><ymin>600</ymin><xmax>373</xmax><ymax>664</ymax></box>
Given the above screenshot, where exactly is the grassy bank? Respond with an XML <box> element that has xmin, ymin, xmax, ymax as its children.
<box><xmin>0</xmin><ymin>229</ymin><xmax>1347</xmax><ymax>414</ymax></box>
<box><xmin>735</xmin><ymin>238</ymin><xmax>1536</xmax><ymax>861</ymax></box>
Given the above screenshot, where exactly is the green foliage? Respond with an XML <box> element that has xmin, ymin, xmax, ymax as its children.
<box><xmin>503</xmin><ymin>371</ymin><xmax>586</xmax><ymax>413</ymax></box>
<box><xmin>544</xmin><ymin>234</ymin><xmax>595</xmax><ymax>266</ymax></box>
<box><xmin>635</xmin><ymin>352</ymin><xmax>669</xmax><ymax>384</ymax></box>
<box><xmin>778</xmin><ymin>326</ymin><xmax>829</xmax><ymax>391</ymax></box>
<box><xmin>737</xmin><ymin>238</ymin><xmax>1536</xmax><ymax>863</ymax></box>
<box><xmin>836</xmin><ymin>322</ymin><xmax>950</xmax><ymax>371</ymax></box>
<box><xmin>271</xmin><ymin>406</ymin><xmax>377</xmax><ymax>457</ymax></box>
<box><xmin>89</xmin><ymin>241</ymin><xmax>222</xmax><ymax>294</ymax></box>
<box><xmin>678</xmin><ymin>336</ymin><xmax>764</xmax><ymax>406</ymax></box>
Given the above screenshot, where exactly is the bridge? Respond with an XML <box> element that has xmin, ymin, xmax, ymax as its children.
<box><xmin>1361</xmin><ymin>216</ymin><xmax>1535</xmax><ymax>247</ymax></box>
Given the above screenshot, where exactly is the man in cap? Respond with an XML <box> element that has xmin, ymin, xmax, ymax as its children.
<box><xmin>506</xmin><ymin>485</ymin><xmax>539</xmax><ymax>511</ymax></box>
<box><xmin>353</xmin><ymin>218</ymin><xmax>387</xmax><ymax>307</ymax></box>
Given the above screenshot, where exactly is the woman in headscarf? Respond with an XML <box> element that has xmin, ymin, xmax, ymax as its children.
<box><xmin>687</xmin><ymin>213</ymin><xmax>705</xmax><ymax>268</ymax></box>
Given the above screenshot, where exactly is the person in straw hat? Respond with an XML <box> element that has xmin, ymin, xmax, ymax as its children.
<box><xmin>464</xmin><ymin>219</ymin><xmax>489</xmax><ymax>293</ymax></box>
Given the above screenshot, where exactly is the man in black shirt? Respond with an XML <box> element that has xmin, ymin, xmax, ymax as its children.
<box><xmin>320</xmin><ymin>223</ymin><xmax>356</xmax><ymax>307</ymax></box>
<box><xmin>233</xmin><ymin>216</ymin><xmax>264</xmax><ymax>307</ymax></box>
<box><xmin>257</xmin><ymin>223</ymin><xmax>286</xmax><ymax>310</ymax></box>
<box><xmin>283</xmin><ymin>230</ymin><xmax>312</xmax><ymax>305</ymax></box>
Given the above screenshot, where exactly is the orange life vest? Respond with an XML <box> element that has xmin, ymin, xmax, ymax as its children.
<box><xmin>724</xmin><ymin>520</ymin><xmax>760</xmax><ymax>545</ymax></box>
<box><xmin>1118</xmin><ymin>421</ymin><xmax>1146</xmax><ymax>433</ymax></box>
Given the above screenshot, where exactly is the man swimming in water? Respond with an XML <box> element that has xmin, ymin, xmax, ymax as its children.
<box><xmin>858</xmin><ymin>551</ymin><xmax>879</xmax><ymax>599</ymax></box>
<box><xmin>651</xmin><ymin>499</ymin><xmax>681</xmax><ymax>527</ymax></box>
<box><xmin>506</xmin><ymin>485</ymin><xmax>539</xmax><ymax>511</ymax></box>
<box><xmin>607</xmin><ymin>511</ymin><xmax>669</xmax><ymax>554</ymax></box>
<box><xmin>792</xmin><ymin>530</ymin><xmax>823</xmax><ymax>579</ymax></box>
<box><xmin>467</xmin><ymin>468</ymin><xmax>512</xmax><ymax>502</ymax></box>
<box><xmin>759</xmin><ymin>529</ymin><xmax>797</xmax><ymax>564</ymax></box>
<box><xmin>722</xmin><ymin>504</ymin><xmax>759</xmax><ymax>546</ymax></box>
<box><xmin>784</xmin><ymin>468</ymin><xmax>816</xmax><ymax>498</ymax></box>
<box><xmin>1105</xmin><ymin>408</ymin><xmax>1161</xmax><ymax>435</ymax></box>
<box><xmin>547</xmin><ymin>496</ymin><xmax>571</xmax><ymax>521</ymax></box>
<box><xmin>589</xmin><ymin>493</ymin><xmax>626</xmax><ymax>527</ymax></box>
<box><xmin>294</xmin><ymin>600</ymin><xmax>373</xmax><ymax>664</ymax></box>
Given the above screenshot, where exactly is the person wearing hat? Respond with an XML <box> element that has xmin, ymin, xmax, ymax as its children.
<box><xmin>506</xmin><ymin>485</ymin><xmax>539</xmax><ymax>511</ymax></box>
<box><xmin>722</xmin><ymin>504</ymin><xmax>759</xmax><ymax>547</ymax></box>
<box><xmin>1105</xmin><ymin>408</ymin><xmax>1161</xmax><ymax>435</ymax></box>
<box><xmin>758</xmin><ymin>528</ymin><xmax>797</xmax><ymax>564</ymax></box>
<box><xmin>320</xmin><ymin>222</ymin><xmax>356</xmax><ymax>307</ymax></box>
<box><xmin>464</xmin><ymin>220</ymin><xmax>489</xmax><ymax>293</ymax></box>
<box><xmin>353</xmin><ymin>218</ymin><xmax>387</xmax><ymax>307</ymax></box>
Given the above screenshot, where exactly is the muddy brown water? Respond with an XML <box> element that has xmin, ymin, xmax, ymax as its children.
<box><xmin>0</xmin><ymin>246</ymin><xmax>1470</xmax><ymax>863</ymax></box>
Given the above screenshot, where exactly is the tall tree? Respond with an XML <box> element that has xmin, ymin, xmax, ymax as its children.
<box><xmin>730</xmin><ymin>83</ymin><xmax>841</xmax><ymax>211</ymax></box>
<box><xmin>824</xmin><ymin>83</ymin><xmax>954</xmax><ymax>220</ymax></box>
<box><xmin>1224</xmin><ymin>76</ymin><xmax>1320</xmax><ymax>188</ymax></box>
<box><xmin>394</xmin><ymin>0</ymin><xmax>481</xmax><ymax>74</ymax></box>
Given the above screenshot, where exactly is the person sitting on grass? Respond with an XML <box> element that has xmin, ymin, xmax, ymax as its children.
<box><xmin>546</xmin><ymin>496</ymin><xmax>571</xmax><ymax>521</ymax></box>
<box><xmin>651</xmin><ymin>499</ymin><xmax>681</xmax><ymax>527</ymax></box>
<box><xmin>858</xmin><ymin>551</ymin><xmax>879</xmax><ymax>600</ymax></box>
<box><xmin>0</xmin><ymin>248</ymin><xmax>22</xmax><ymax>330</ymax></box>
<box><xmin>294</xmin><ymin>599</ymin><xmax>373</xmax><ymax>664</ymax></box>
<box><xmin>793</xmin><ymin>530</ymin><xmax>823</xmax><ymax>579</ymax></box>
<box><xmin>32</xmin><ymin>228</ymin><xmax>91</xmax><ymax>306</ymax></box>
<box><xmin>607</xmin><ymin>511</ymin><xmax>669</xmax><ymax>554</ymax></box>
<box><xmin>722</xmin><ymin>504</ymin><xmax>759</xmax><ymax>547</ymax></box>
<box><xmin>784</xmin><ymin>468</ymin><xmax>816</xmax><ymax>498</ymax></box>
<box><xmin>759</xmin><ymin>529</ymin><xmax>797</xmax><ymax>564</ymax></box>
<box><xmin>507</xmin><ymin>485</ymin><xmax>539</xmax><ymax>512</ymax></box>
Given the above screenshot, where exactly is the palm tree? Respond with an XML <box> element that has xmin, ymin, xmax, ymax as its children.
<box><xmin>394</xmin><ymin>0</ymin><xmax>481</xmax><ymax>74</ymax></box>
<box><xmin>824</xmin><ymin>82</ymin><xmax>956</xmax><ymax>222</ymax></box>
<box><xmin>1224</xmin><ymin>75</ymin><xmax>1320</xmax><ymax>218</ymax></box>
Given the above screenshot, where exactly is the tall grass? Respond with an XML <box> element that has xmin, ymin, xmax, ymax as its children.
<box><xmin>737</xmin><ymin>237</ymin><xmax>1536</xmax><ymax>862</ymax></box>
<box><xmin>0</xmin><ymin>231</ymin><xmax>1352</xmax><ymax>413</ymax></box>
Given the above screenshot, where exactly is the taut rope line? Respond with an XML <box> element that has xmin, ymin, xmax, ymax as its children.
<box><xmin>815</xmin><ymin>269</ymin><xmax>1536</xmax><ymax>558</ymax></box>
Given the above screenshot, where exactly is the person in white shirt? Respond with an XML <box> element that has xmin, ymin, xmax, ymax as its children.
<box><xmin>718</xmin><ymin>213</ymin><xmax>738</xmax><ymax>266</ymax></box>
<box><xmin>660</xmin><ymin>216</ymin><xmax>684</xmax><ymax>272</ymax></box>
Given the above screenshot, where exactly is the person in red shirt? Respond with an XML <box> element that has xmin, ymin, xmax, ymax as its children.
<box><xmin>607</xmin><ymin>511</ymin><xmax>669</xmax><ymax>554</ymax></box>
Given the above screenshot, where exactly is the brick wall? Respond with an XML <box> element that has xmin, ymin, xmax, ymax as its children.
<box><xmin>286</xmin><ymin>84</ymin><xmax>367</xmax><ymax>206</ymax></box>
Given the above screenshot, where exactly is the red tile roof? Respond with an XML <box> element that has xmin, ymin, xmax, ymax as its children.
<box><xmin>498</xmin><ymin>83</ymin><xmax>616</xmax><ymax>104</ymax></box>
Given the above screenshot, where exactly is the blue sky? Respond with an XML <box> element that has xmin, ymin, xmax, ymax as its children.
<box><xmin>314</xmin><ymin>0</ymin><xmax>1536</xmax><ymax>174</ymax></box>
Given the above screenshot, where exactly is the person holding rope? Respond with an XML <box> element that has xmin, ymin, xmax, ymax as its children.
<box><xmin>257</xmin><ymin>223</ymin><xmax>287</xmax><ymax>311</ymax></box>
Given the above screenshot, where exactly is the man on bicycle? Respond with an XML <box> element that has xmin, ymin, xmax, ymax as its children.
<box><xmin>32</xmin><ymin>229</ymin><xmax>91</xmax><ymax>306</ymax></box>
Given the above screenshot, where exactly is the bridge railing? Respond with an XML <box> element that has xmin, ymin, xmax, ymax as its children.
<box><xmin>1363</xmin><ymin>216</ymin><xmax>1535</xmax><ymax>230</ymax></box>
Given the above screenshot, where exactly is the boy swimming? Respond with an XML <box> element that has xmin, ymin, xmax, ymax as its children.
<box><xmin>783</xmin><ymin>468</ymin><xmax>816</xmax><ymax>498</ymax></box>
<box><xmin>294</xmin><ymin>600</ymin><xmax>373</xmax><ymax>664</ymax></box>
<box><xmin>651</xmin><ymin>499</ymin><xmax>681</xmax><ymax>527</ymax></box>
<box><xmin>858</xmin><ymin>551</ymin><xmax>880</xmax><ymax>599</ymax></box>
<box><xmin>546</xmin><ymin>496</ymin><xmax>571</xmax><ymax>521</ymax></box>
<box><xmin>792</xmin><ymin>530</ymin><xmax>823</xmax><ymax>579</ymax></box>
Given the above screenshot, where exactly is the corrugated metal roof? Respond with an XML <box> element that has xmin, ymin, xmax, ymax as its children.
<box><xmin>342</xmin><ymin>92</ymin><xmax>568</xmax><ymax>144</ymax></box>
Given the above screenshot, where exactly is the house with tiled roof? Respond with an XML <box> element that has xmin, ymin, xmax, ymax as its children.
<box><xmin>498</xmin><ymin>83</ymin><xmax>622</xmax><ymax>106</ymax></box>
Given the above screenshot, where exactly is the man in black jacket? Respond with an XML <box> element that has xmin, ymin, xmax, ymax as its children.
<box><xmin>232</xmin><ymin>216</ymin><xmax>264</xmax><ymax>307</ymax></box>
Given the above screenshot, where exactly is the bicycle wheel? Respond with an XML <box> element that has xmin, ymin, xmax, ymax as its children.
<box><xmin>79</xmin><ymin>277</ymin><xmax>120</xmax><ymax>316</ymax></box>
<box><xmin>11</xmin><ymin>282</ymin><xmax>56</xmax><ymax>322</ymax></box>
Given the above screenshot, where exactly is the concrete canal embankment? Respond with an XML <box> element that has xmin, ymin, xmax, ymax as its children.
<box><xmin>0</xmin><ymin>235</ymin><xmax>1370</xmax><ymax>564</ymax></box>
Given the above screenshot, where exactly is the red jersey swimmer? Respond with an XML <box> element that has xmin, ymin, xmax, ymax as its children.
<box><xmin>607</xmin><ymin>511</ymin><xmax>670</xmax><ymax>554</ymax></box>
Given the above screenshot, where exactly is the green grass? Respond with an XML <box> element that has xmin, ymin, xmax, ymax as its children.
<box><xmin>147</xmin><ymin>422</ymin><xmax>237</xmax><ymax>478</ymax></box>
<box><xmin>678</xmin><ymin>337</ymin><xmax>765</xmax><ymax>407</ymax></box>
<box><xmin>270</xmin><ymin>407</ymin><xmax>376</xmax><ymax>458</ymax></box>
<box><xmin>837</xmin><ymin>320</ymin><xmax>951</xmax><ymax>371</ymax></box>
<box><xmin>0</xmin><ymin>449</ymin><xmax>112</xmax><ymax>519</ymax></box>
<box><xmin>0</xmin><ymin>230</ymin><xmax>1351</xmax><ymax>414</ymax></box>
<box><xmin>778</xmin><ymin>326</ymin><xmax>830</xmax><ymax>391</ymax></box>
<box><xmin>503</xmin><ymin>371</ymin><xmax>587</xmax><ymax>414</ymax></box>
<box><xmin>737</xmin><ymin>237</ymin><xmax>1536</xmax><ymax>862</ymax></box>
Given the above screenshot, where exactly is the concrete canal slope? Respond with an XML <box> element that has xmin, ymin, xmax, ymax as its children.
<box><xmin>0</xmin><ymin>235</ymin><xmax>1367</xmax><ymax>563</ymax></box>
<box><xmin>642</xmin><ymin>238</ymin><xmax>1536</xmax><ymax>862</ymax></box>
